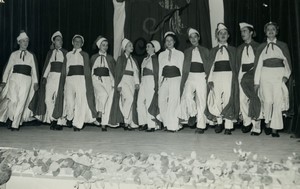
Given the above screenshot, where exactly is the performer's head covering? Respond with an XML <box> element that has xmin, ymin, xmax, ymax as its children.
<box><xmin>215</xmin><ymin>23</ymin><xmax>228</xmax><ymax>34</ymax></box>
<box><xmin>95</xmin><ymin>36</ymin><xmax>108</xmax><ymax>49</ymax></box>
<box><xmin>51</xmin><ymin>31</ymin><xmax>62</xmax><ymax>42</ymax></box>
<box><xmin>72</xmin><ymin>34</ymin><xmax>84</xmax><ymax>45</ymax></box>
<box><xmin>17</xmin><ymin>31</ymin><xmax>29</xmax><ymax>42</ymax></box>
<box><xmin>149</xmin><ymin>40</ymin><xmax>161</xmax><ymax>53</ymax></box>
<box><xmin>187</xmin><ymin>28</ymin><xmax>200</xmax><ymax>37</ymax></box>
<box><xmin>163</xmin><ymin>31</ymin><xmax>178</xmax><ymax>48</ymax></box>
<box><xmin>121</xmin><ymin>38</ymin><xmax>131</xmax><ymax>50</ymax></box>
<box><xmin>164</xmin><ymin>31</ymin><xmax>176</xmax><ymax>39</ymax></box>
<box><xmin>264</xmin><ymin>21</ymin><xmax>279</xmax><ymax>33</ymax></box>
<box><xmin>239</xmin><ymin>22</ymin><xmax>256</xmax><ymax>37</ymax></box>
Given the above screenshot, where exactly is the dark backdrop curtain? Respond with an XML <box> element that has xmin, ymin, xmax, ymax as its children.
<box><xmin>223</xmin><ymin>0</ymin><xmax>300</xmax><ymax>136</ymax></box>
<box><xmin>124</xmin><ymin>0</ymin><xmax>212</xmax><ymax>63</ymax></box>
<box><xmin>0</xmin><ymin>0</ymin><xmax>114</xmax><ymax>76</ymax></box>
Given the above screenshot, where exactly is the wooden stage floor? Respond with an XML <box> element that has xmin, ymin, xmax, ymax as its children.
<box><xmin>0</xmin><ymin>125</ymin><xmax>299</xmax><ymax>162</ymax></box>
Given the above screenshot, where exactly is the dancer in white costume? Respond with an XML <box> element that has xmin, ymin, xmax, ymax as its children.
<box><xmin>236</xmin><ymin>23</ymin><xmax>261</xmax><ymax>135</ymax></box>
<box><xmin>254</xmin><ymin>22</ymin><xmax>292</xmax><ymax>137</ymax></box>
<box><xmin>90</xmin><ymin>36</ymin><xmax>116</xmax><ymax>131</ymax></box>
<box><xmin>116</xmin><ymin>39</ymin><xmax>140</xmax><ymax>130</ymax></box>
<box><xmin>207</xmin><ymin>23</ymin><xmax>239</xmax><ymax>135</ymax></box>
<box><xmin>63</xmin><ymin>35</ymin><xmax>97</xmax><ymax>131</ymax></box>
<box><xmin>0</xmin><ymin>31</ymin><xmax>39</xmax><ymax>131</ymax></box>
<box><xmin>137</xmin><ymin>40</ymin><xmax>161</xmax><ymax>132</ymax></box>
<box><xmin>158</xmin><ymin>32</ymin><xmax>184</xmax><ymax>132</ymax></box>
<box><xmin>180</xmin><ymin>28</ymin><xmax>209</xmax><ymax>134</ymax></box>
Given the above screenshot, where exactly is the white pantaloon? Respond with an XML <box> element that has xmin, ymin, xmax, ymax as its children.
<box><xmin>182</xmin><ymin>73</ymin><xmax>207</xmax><ymax>129</ymax></box>
<box><xmin>92</xmin><ymin>76</ymin><xmax>114</xmax><ymax>126</ymax></box>
<box><xmin>7</xmin><ymin>74</ymin><xmax>32</xmax><ymax>129</ymax></box>
<box><xmin>137</xmin><ymin>75</ymin><xmax>157</xmax><ymax>129</ymax></box>
<box><xmin>159</xmin><ymin>77</ymin><xmax>181</xmax><ymax>131</ymax></box>
<box><xmin>64</xmin><ymin>76</ymin><xmax>94</xmax><ymax>129</ymax></box>
<box><xmin>212</xmin><ymin>72</ymin><xmax>233</xmax><ymax>129</ymax></box>
<box><xmin>260</xmin><ymin>67</ymin><xmax>285</xmax><ymax>130</ymax></box>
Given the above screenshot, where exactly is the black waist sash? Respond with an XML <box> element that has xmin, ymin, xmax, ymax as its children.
<box><xmin>13</xmin><ymin>64</ymin><xmax>31</xmax><ymax>76</ymax></box>
<box><xmin>124</xmin><ymin>70</ymin><xmax>134</xmax><ymax>76</ymax></box>
<box><xmin>94</xmin><ymin>67</ymin><xmax>110</xmax><ymax>77</ymax></box>
<box><xmin>50</xmin><ymin>62</ymin><xmax>63</xmax><ymax>73</ymax></box>
<box><xmin>143</xmin><ymin>68</ymin><xmax>153</xmax><ymax>76</ymax></box>
<box><xmin>67</xmin><ymin>65</ymin><xmax>84</xmax><ymax>76</ymax></box>
<box><xmin>190</xmin><ymin>62</ymin><xmax>205</xmax><ymax>73</ymax></box>
<box><xmin>214</xmin><ymin>61</ymin><xmax>231</xmax><ymax>72</ymax></box>
<box><xmin>263</xmin><ymin>58</ymin><xmax>284</xmax><ymax>67</ymax></box>
<box><xmin>241</xmin><ymin>63</ymin><xmax>254</xmax><ymax>72</ymax></box>
<box><xmin>162</xmin><ymin>66</ymin><xmax>181</xmax><ymax>78</ymax></box>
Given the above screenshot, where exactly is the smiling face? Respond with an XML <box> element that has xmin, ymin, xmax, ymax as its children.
<box><xmin>217</xmin><ymin>29</ymin><xmax>229</xmax><ymax>43</ymax></box>
<box><xmin>18</xmin><ymin>38</ymin><xmax>29</xmax><ymax>50</ymax></box>
<box><xmin>189</xmin><ymin>33</ymin><xmax>200</xmax><ymax>47</ymax></box>
<box><xmin>265</xmin><ymin>24</ymin><xmax>278</xmax><ymax>40</ymax></box>
<box><xmin>125</xmin><ymin>42</ymin><xmax>134</xmax><ymax>54</ymax></box>
<box><xmin>99</xmin><ymin>40</ymin><xmax>108</xmax><ymax>53</ymax></box>
<box><xmin>146</xmin><ymin>43</ymin><xmax>155</xmax><ymax>55</ymax></box>
<box><xmin>165</xmin><ymin>36</ymin><xmax>175</xmax><ymax>49</ymax></box>
<box><xmin>240</xmin><ymin>27</ymin><xmax>252</xmax><ymax>42</ymax></box>
<box><xmin>72</xmin><ymin>37</ymin><xmax>83</xmax><ymax>49</ymax></box>
<box><xmin>53</xmin><ymin>36</ymin><xmax>63</xmax><ymax>49</ymax></box>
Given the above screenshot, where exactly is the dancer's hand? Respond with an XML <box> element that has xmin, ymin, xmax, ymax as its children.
<box><xmin>135</xmin><ymin>84</ymin><xmax>139</xmax><ymax>90</ymax></box>
<box><xmin>207</xmin><ymin>82</ymin><xmax>214</xmax><ymax>90</ymax></box>
<box><xmin>117</xmin><ymin>87</ymin><xmax>122</xmax><ymax>92</ymax></box>
<box><xmin>254</xmin><ymin>84</ymin><xmax>259</xmax><ymax>94</ymax></box>
<box><xmin>0</xmin><ymin>83</ymin><xmax>5</xmax><ymax>93</ymax></box>
<box><xmin>34</xmin><ymin>83</ymin><xmax>39</xmax><ymax>91</ymax></box>
<box><xmin>282</xmin><ymin>77</ymin><xmax>288</xmax><ymax>83</ymax></box>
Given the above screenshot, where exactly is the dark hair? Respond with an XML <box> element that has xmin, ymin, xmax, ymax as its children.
<box><xmin>264</xmin><ymin>22</ymin><xmax>279</xmax><ymax>33</ymax></box>
<box><xmin>245</xmin><ymin>26</ymin><xmax>256</xmax><ymax>37</ymax></box>
<box><xmin>53</xmin><ymin>35</ymin><xmax>62</xmax><ymax>41</ymax></box>
<box><xmin>163</xmin><ymin>34</ymin><xmax>179</xmax><ymax>49</ymax></box>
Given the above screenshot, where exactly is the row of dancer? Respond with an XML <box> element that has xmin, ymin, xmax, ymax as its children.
<box><xmin>0</xmin><ymin>22</ymin><xmax>291</xmax><ymax>137</ymax></box>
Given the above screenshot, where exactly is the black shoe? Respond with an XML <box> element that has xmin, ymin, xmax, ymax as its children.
<box><xmin>96</xmin><ymin>118</ymin><xmax>102</xmax><ymax>127</ymax></box>
<box><xmin>264</xmin><ymin>127</ymin><xmax>272</xmax><ymax>135</ymax></box>
<box><xmin>146</xmin><ymin>128</ymin><xmax>155</xmax><ymax>132</ymax></box>
<box><xmin>124</xmin><ymin>126</ymin><xmax>128</xmax><ymax>131</ymax></box>
<box><xmin>215</xmin><ymin>124</ymin><xmax>224</xmax><ymax>133</ymax></box>
<box><xmin>67</xmin><ymin>120</ymin><xmax>73</xmax><ymax>128</ymax></box>
<box><xmin>10</xmin><ymin>127</ymin><xmax>20</xmax><ymax>131</ymax></box>
<box><xmin>224</xmin><ymin>129</ymin><xmax>232</xmax><ymax>135</ymax></box>
<box><xmin>188</xmin><ymin>116</ymin><xmax>197</xmax><ymax>127</ymax></box>
<box><xmin>102</xmin><ymin>125</ymin><xmax>107</xmax><ymax>132</ymax></box>
<box><xmin>241</xmin><ymin>124</ymin><xmax>253</xmax><ymax>133</ymax></box>
<box><xmin>73</xmin><ymin>127</ymin><xmax>80</xmax><ymax>132</ymax></box>
<box><xmin>50</xmin><ymin>121</ymin><xmax>57</xmax><ymax>130</ymax></box>
<box><xmin>55</xmin><ymin>125</ymin><xmax>63</xmax><ymax>130</ymax></box>
<box><xmin>6</xmin><ymin>119</ymin><xmax>13</xmax><ymax>129</ymax></box>
<box><xmin>195</xmin><ymin>128</ymin><xmax>204</xmax><ymax>134</ymax></box>
<box><xmin>272</xmin><ymin>131</ymin><xmax>280</xmax><ymax>137</ymax></box>
<box><xmin>139</xmin><ymin>124</ymin><xmax>148</xmax><ymax>131</ymax></box>
<box><xmin>251</xmin><ymin>132</ymin><xmax>260</xmax><ymax>136</ymax></box>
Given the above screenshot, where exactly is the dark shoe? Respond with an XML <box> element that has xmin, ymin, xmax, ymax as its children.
<box><xmin>272</xmin><ymin>131</ymin><xmax>280</xmax><ymax>137</ymax></box>
<box><xmin>96</xmin><ymin>118</ymin><xmax>102</xmax><ymax>127</ymax></box>
<box><xmin>264</xmin><ymin>127</ymin><xmax>272</xmax><ymax>135</ymax></box>
<box><xmin>251</xmin><ymin>132</ymin><xmax>260</xmax><ymax>136</ymax></box>
<box><xmin>188</xmin><ymin>116</ymin><xmax>197</xmax><ymax>127</ymax></box>
<box><xmin>102</xmin><ymin>125</ymin><xmax>107</xmax><ymax>132</ymax></box>
<box><xmin>73</xmin><ymin>127</ymin><xmax>80</xmax><ymax>132</ymax></box>
<box><xmin>124</xmin><ymin>126</ymin><xmax>128</xmax><ymax>131</ymax></box>
<box><xmin>241</xmin><ymin>124</ymin><xmax>253</xmax><ymax>133</ymax></box>
<box><xmin>195</xmin><ymin>128</ymin><xmax>204</xmax><ymax>134</ymax></box>
<box><xmin>215</xmin><ymin>124</ymin><xmax>224</xmax><ymax>133</ymax></box>
<box><xmin>224</xmin><ymin>129</ymin><xmax>232</xmax><ymax>135</ymax></box>
<box><xmin>50</xmin><ymin>121</ymin><xmax>57</xmax><ymax>130</ymax></box>
<box><xmin>6</xmin><ymin>119</ymin><xmax>13</xmax><ymax>129</ymax></box>
<box><xmin>67</xmin><ymin>120</ymin><xmax>73</xmax><ymax>128</ymax></box>
<box><xmin>139</xmin><ymin>124</ymin><xmax>148</xmax><ymax>131</ymax></box>
<box><xmin>146</xmin><ymin>128</ymin><xmax>155</xmax><ymax>132</ymax></box>
<box><xmin>55</xmin><ymin>125</ymin><xmax>63</xmax><ymax>130</ymax></box>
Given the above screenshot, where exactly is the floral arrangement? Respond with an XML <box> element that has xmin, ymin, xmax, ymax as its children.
<box><xmin>0</xmin><ymin>142</ymin><xmax>300</xmax><ymax>189</ymax></box>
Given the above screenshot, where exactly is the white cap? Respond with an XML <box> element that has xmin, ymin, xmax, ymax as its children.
<box><xmin>17</xmin><ymin>32</ymin><xmax>29</xmax><ymax>41</ymax></box>
<box><xmin>121</xmin><ymin>38</ymin><xmax>131</xmax><ymax>50</ymax></box>
<box><xmin>187</xmin><ymin>28</ymin><xmax>199</xmax><ymax>37</ymax></box>
<box><xmin>149</xmin><ymin>40</ymin><xmax>161</xmax><ymax>53</ymax></box>
<box><xmin>95</xmin><ymin>36</ymin><xmax>107</xmax><ymax>49</ymax></box>
<box><xmin>164</xmin><ymin>31</ymin><xmax>176</xmax><ymax>38</ymax></box>
<box><xmin>216</xmin><ymin>23</ymin><xmax>227</xmax><ymax>33</ymax></box>
<box><xmin>72</xmin><ymin>34</ymin><xmax>84</xmax><ymax>45</ymax></box>
<box><xmin>51</xmin><ymin>31</ymin><xmax>62</xmax><ymax>42</ymax></box>
<box><xmin>239</xmin><ymin>22</ymin><xmax>254</xmax><ymax>30</ymax></box>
